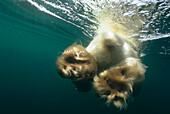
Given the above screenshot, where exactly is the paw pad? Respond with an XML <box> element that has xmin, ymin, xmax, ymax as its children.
<box><xmin>56</xmin><ymin>44</ymin><xmax>98</xmax><ymax>81</ymax></box>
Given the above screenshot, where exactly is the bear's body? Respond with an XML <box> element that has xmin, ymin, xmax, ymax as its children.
<box><xmin>86</xmin><ymin>30</ymin><xmax>138</xmax><ymax>72</ymax></box>
<box><xmin>56</xmin><ymin>24</ymin><xmax>146</xmax><ymax>110</ymax></box>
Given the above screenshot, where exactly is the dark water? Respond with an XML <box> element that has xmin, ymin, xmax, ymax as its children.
<box><xmin>0</xmin><ymin>0</ymin><xmax>170</xmax><ymax>114</ymax></box>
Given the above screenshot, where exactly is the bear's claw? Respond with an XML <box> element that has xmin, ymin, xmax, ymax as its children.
<box><xmin>56</xmin><ymin>43</ymin><xmax>98</xmax><ymax>81</ymax></box>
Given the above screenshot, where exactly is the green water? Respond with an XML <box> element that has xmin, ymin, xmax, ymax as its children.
<box><xmin>0</xmin><ymin>0</ymin><xmax>170</xmax><ymax>114</ymax></box>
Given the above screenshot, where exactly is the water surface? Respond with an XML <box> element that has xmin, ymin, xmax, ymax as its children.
<box><xmin>0</xmin><ymin>0</ymin><xmax>170</xmax><ymax>114</ymax></box>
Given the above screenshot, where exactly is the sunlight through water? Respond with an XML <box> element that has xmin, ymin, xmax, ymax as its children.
<box><xmin>3</xmin><ymin>0</ymin><xmax>169</xmax><ymax>55</ymax></box>
<box><xmin>25</xmin><ymin>0</ymin><xmax>170</xmax><ymax>55</ymax></box>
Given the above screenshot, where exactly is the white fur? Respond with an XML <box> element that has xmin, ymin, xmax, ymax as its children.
<box><xmin>86</xmin><ymin>28</ymin><xmax>146</xmax><ymax>109</ymax></box>
<box><xmin>86</xmin><ymin>30</ymin><xmax>138</xmax><ymax>72</ymax></box>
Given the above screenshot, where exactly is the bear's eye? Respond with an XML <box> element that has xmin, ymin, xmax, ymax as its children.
<box><xmin>120</xmin><ymin>69</ymin><xmax>126</xmax><ymax>76</ymax></box>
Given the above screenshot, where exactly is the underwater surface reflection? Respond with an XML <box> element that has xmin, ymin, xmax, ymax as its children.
<box><xmin>0</xmin><ymin>0</ymin><xmax>170</xmax><ymax>114</ymax></box>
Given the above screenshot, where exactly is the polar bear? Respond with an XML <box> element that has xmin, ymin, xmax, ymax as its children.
<box><xmin>56</xmin><ymin>23</ymin><xmax>146</xmax><ymax>109</ymax></box>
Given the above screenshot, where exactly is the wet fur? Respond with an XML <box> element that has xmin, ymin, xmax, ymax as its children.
<box><xmin>56</xmin><ymin>28</ymin><xmax>146</xmax><ymax>109</ymax></box>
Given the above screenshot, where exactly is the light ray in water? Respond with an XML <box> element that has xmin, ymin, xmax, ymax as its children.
<box><xmin>139</xmin><ymin>33</ymin><xmax>170</xmax><ymax>42</ymax></box>
<box><xmin>41</xmin><ymin>0</ymin><xmax>70</xmax><ymax>13</ymax></box>
<box><xmin>26</xmin><ymin>0</ymin><xmax>92</xmax><ymax>36</ymax></box>
<box><xmin>41</xmin><ymin>0</ymin><xmax>97</xmax><ymax>25</ymax></box>
<box><xmin>26</xmin><ymin>0</ymin><xmax>169</xmax><ymax>48</ymax></box>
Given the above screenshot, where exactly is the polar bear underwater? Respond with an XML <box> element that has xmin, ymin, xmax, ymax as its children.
<box><xmin>56</xmin><ymin>18</ymin><xmax>147</xmax><ymax>109</ymax></box>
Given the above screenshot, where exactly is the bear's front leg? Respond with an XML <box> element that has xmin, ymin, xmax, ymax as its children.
<box><xmin>93</xmin><ymin>58</ymin><xmax>146</xmax><ymax>109</ymax></box>
<box><xmin>56</xmin><ymin>43</ymin><xmax>98</xmax><ymax>92</ymax></box>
